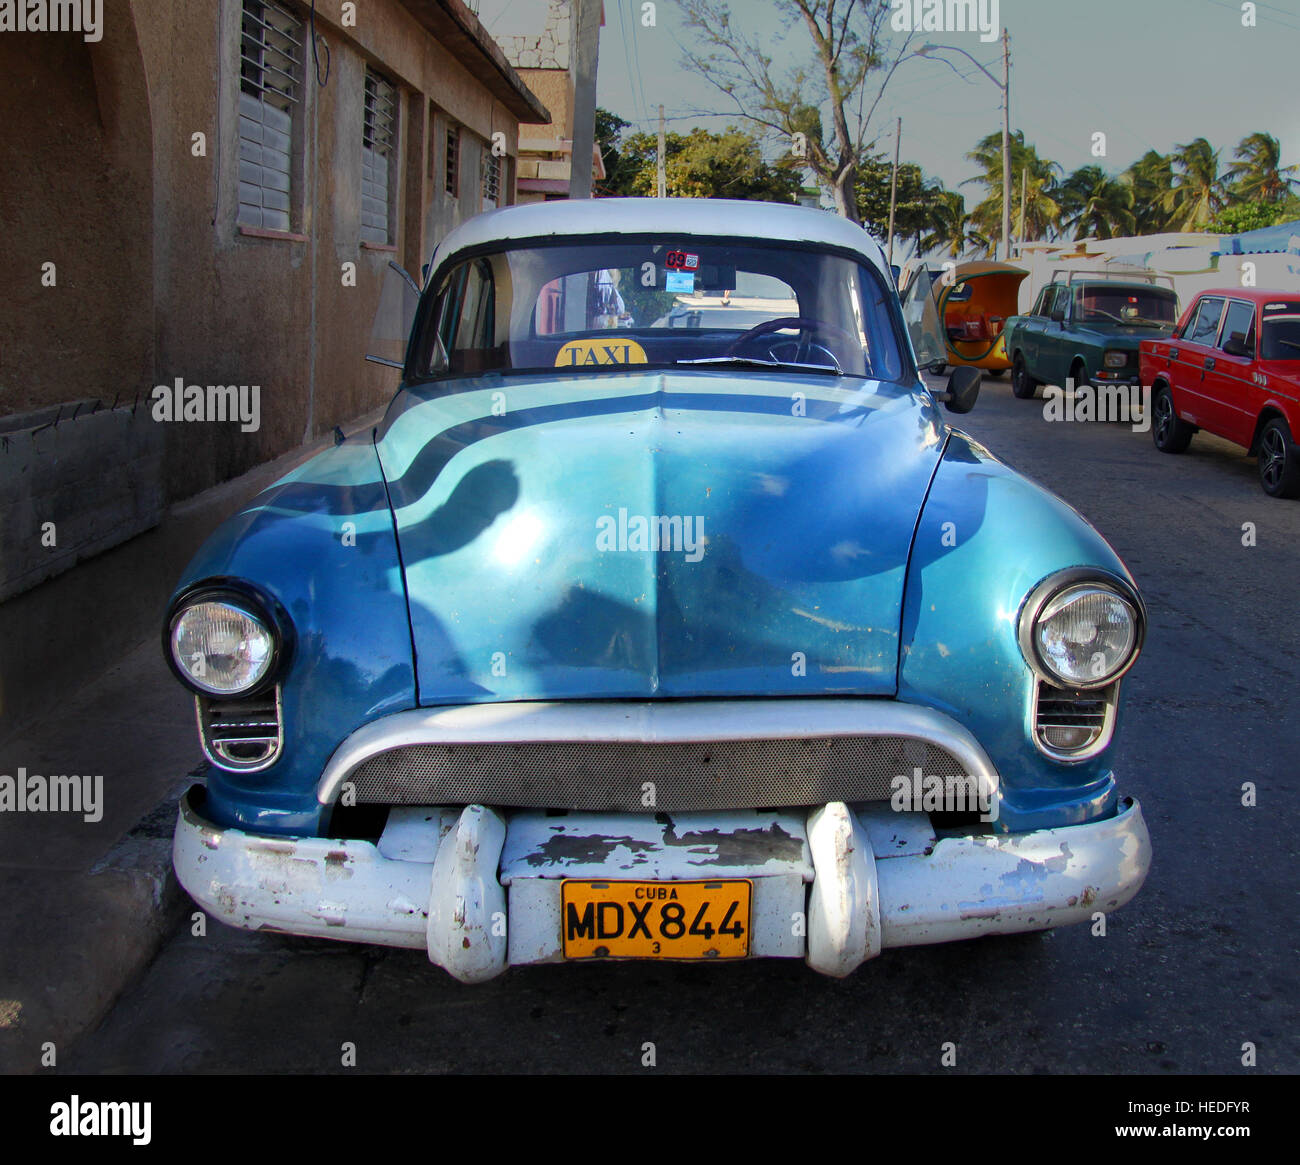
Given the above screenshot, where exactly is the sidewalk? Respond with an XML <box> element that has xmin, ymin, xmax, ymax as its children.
<box><xmin>0</xmin><ymin>410</ymin><xmax>382</xmax><ymax>1073</ymax></box>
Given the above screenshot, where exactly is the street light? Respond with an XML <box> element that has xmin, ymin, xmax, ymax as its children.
<box><xmin>918</xmin><ymin>33</ymin><xmax>1012</xmax><ymax>261</ymax></box>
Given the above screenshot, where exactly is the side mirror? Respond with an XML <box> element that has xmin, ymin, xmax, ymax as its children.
<box><xmin>1050</xmin><ymin>306</ymin><xmax>1066</xmax><ymax>323</ymax></box>
<box><xmin>939</xmin><ymin>365</ymin><xmax>982</xmax><ymax>414</ymax></box>
<box><xmin>1222</xmin><ymin>334</ymin><xmax>1252</xmax><ymax>359</ymax></box>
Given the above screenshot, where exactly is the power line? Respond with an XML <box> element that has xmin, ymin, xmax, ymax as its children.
<box><xmin>615</xmin><ymin>0</ymin><xmax>649</xmax><ymax>133</ymax></box>
<box><xmin>625</xmin><ymin>0</ymin><xmax>653</xmax><ymax>133</ymax></box>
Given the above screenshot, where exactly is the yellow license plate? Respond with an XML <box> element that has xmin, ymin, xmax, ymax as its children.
<box><xmin>561</xmin><ymin>879</ymin><xmax>752</xmax><ymax>960</ymax></box>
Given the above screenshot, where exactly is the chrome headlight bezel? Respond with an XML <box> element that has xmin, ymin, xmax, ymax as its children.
<box><xmin>163</xmin><ymin>581</ymin><xmax>292</xmax><ymax>698</ymax></box>
<box><xmin>1016</xmin><ymin>568</ymin><xmax>1145</xmax><ymax>691</ymax></box>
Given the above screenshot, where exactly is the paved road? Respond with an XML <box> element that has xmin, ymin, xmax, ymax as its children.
<box><xmin>67</xmin><ymin>374</ymin><xmax>1300</xmax><ymax>1074</ymax></box>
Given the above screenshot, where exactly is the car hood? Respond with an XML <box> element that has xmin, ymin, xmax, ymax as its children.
<box><xmin>375</xmin><ymin>370</ymin><xmax>946</xmax><ymax>703</ymax></box>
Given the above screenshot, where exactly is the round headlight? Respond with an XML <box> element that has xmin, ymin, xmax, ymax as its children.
<box><xmin>169</xmin><ymin>599</ymin><xmax>276</xmax><ymax>696</ymax></box>
<box><xmin>1031</xmin><ymin>583</ymin><xmax>1139</xmax><ymax>688</ymax></box>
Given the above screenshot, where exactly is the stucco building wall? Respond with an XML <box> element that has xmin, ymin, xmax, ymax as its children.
<box><xmin>0</xmin><ymin>0</ymin><xmax>547</xmax><ymax>577</ymax></box>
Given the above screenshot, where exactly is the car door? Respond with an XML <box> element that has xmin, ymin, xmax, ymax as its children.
<box><xmin>1016</xmin><ymin>286</ymin><xmax>1050</xmax><ymax>371</ymax></box>
<box><xmin>1170</xmin><ymin>295</ymin><xmax>1226</xmax><ymax>427</ymax></box>
<box><xmin>1199</xmin><ymin>298</ymin><xmax>1259</xmax><ymax>446</ymax></box>
<box><xmin>1037</xmin><ymin>285</ymin><xmax>1073</xmax><ymax>386</ymax></box>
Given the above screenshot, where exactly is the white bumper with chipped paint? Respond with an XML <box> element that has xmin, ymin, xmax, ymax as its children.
<box><xmin>173</xmin><ymin>792</ymin><xmax>1150</xmax><ymax>982</ymax></box>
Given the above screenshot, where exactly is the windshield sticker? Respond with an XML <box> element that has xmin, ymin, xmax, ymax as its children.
<box><xmin>665</xmin><ymin>270</ymin><xmax>695</xmax><ymax>292</ymax></box>
<box><xmin>664</xmin><ymin>250</ymin><xmax>700</xmax><ymax>271</ymax></box>
<box><xmin>1263</xmin><ymin>303</ymin><xmax>1300</xmax><ymax>313</ymax></box>
<box><xmin>555</xmin><ymin>338</ymin><xmax>649</xmax><ymax>367</ymax></box>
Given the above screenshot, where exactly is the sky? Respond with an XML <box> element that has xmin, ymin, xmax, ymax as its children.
<box><xmin>474</xmin><ymin>0</ymin><xmax>1300</xmax><ymax>200</ymax></box>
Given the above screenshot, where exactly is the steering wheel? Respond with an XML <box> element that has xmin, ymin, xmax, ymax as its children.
<box><xmin>725</xmin><ymin>316</ymin><xmax>856</xmax><ymax>371</ymax></box>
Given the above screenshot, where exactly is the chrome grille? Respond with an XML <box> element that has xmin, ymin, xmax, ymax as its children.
<box><xmin>343</xmin><ymin>735</ymin><xmax>971</xmax><ymax>812</ymax></box>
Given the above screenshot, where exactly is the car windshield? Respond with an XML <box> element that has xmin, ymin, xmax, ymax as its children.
<box><xmin>412</xmin><ymin>238</ymin><xmax>908</xmax><ymax>382</ymax></box>
<box><xmin>1260</xmin><ymin>305</ymin><xmax>1300</xmax><ymax>360</ymax></box>
<box><xmin>1074</xmin><ymin>287</ymin><xmax>1177</xmax><ymax>326</ymax></box>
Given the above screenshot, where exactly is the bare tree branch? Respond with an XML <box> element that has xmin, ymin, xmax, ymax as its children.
<box><xmin>675</xmin><ymin>0</ymin><xmax>914</xmax><ymax>222</ymax></box>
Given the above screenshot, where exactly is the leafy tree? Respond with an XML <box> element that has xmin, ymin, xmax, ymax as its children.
<box><xmin>1225</xmin><ymin>132</ymin><xmax>1300</xmax><ymax>205</ymax></box>
<box><xmin>594</xmin><ymin>108</ymin><xmax>640</xmax><ymax>196</ymax></box>
<box><xmin>855</xmin><ymin>155</ymin><xmax>946</xmax><ymax>250</ymax></box>
<box><xmin>611</xmin><ymin>125</ymin><xmax>802</xmax><ymax>202</ymax></box>
<box><xmin>1163</xmin><ymin>138</ymin><xmax>1225</xmax><ymax>231</ymax></box>
<box><xmin>1208</xmin><ymin>201</ymin><xmax>1287</xmax><ymax>234</ymax></box>
<box><xmin>677</xmin><ymin>0</ymin><xmax>916</xmax><ymax>222</ymax></box>
<box><xmin>1059</xmin><ymin>166</ymin><xmax>1136</xmax><ymax>240</ymax></box>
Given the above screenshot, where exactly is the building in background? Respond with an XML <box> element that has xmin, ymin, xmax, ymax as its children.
<box><xmin>488</xmin><ymin>0</ymin><xmax>604</xmax><ymax>202</ymax></box>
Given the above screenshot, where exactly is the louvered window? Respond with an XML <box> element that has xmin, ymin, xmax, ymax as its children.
<box><xmin>445</xmin><ymin>124</ymin><xmax>460</xmax><ymax>197</ymax></box>
<box><xmin>238</xmin><ymin>0</ymin><xmax>303</xmax><ymax>231</ymax></box>
<box><xmin>481</xmin><ymin>151</ymin><xmax>501</xmax><ymax>212</ymax></box>
<box><xmin>361</xmin><ymin>67</ymin><xmax>398</xmax><ymax>244</ymax></box>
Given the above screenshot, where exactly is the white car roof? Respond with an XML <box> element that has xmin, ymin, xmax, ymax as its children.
<box><xmin>427</xmin><ymin>197</ymin><xmax>888</xmax><ymax>279</ymax></box>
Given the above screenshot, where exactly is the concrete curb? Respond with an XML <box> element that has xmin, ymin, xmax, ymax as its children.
<box><xmin>0</xmin><ymin>781</ymin><xmax>191</xmax><ymax>1074</ymax></box>
<box><xmin>0</xmin><ymin>408</ymin><xmax>383</xmax><ymax>1073</ymax></box>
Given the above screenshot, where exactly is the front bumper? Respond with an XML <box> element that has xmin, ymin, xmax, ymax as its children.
<box><xmin>174</xmin><ymin>791</ymin><xmax>1150</xmax><ymax>982</ymax></box>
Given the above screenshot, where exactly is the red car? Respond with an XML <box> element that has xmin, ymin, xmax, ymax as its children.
<box><xmin>1140</xmin><ymin>288</ymin><xmax>1300</xmax><ymax>496</ymax></box>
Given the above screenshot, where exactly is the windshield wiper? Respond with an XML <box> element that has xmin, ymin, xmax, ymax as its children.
<box><xmin>675</xmin><ymin>355</ymin><xmax>844</xmax><ymax>375</ymax></box>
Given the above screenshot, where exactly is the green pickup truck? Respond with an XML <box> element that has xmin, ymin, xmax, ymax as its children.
<box><xmin>1005</xmin><ymin>274</ymin><xmax>1180</xmax><ymax>399</ymax></box>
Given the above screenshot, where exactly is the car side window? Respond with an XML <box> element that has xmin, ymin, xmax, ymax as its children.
<box><xmin>1031</xmin><ymin>287</ymin><xmax>1051</xmax><ymax>317</ymax></box>
<box><xmin>1186</xmin><ymin>297</ymin><xmax>1225</xmax><ymax>345</ymax></box>
<box><xmin>1218</xmin><ymin>300</ymin><xmax>1256</xmax><ymax>355</ymax></box>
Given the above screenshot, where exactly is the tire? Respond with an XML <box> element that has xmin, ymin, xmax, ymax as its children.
<box><xmin>987</xmin><ymin>368</ymin><xmax>1008</xmax><ymax>379</ymax></box>
<box><xmin>1257</xmin><ymin>417</ymin><xmax>1300</xmax><ymax>498</ymax></box>
<box><xmin>1151</xmin><ymin>385</ymin><xmax>1193</xmax><ymax>454</ymax></box>
<box><xmin>1011</xmin><ymin>352</ymin><xmax>1038</xmax><ymax>399</ymax></box>
<box><xmin>1070</xmin><ymin>360</ymin><xmax>1089</xmax><ymax>390</ymax></box>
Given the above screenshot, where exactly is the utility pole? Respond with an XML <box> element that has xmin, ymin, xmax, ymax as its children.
<box><xmin>657</xmin><ymin>104</ymin><xmax>667</xmax><ymax>198</ymax></box>
<box><xmin>1017</xmin><ymin>165</ymin><xmax>1027</xmax><ymax>250</ymax></box>
<box><xmin>916</xmin><ymin>38</ymin><xmax>1013</xmax><ymax>259</ymax></box>
<box><xmin>568</xmin><ymin>0</ymin><xmax>600</xmax><ymax>199</ymax></box>
<box><xmin>1001</xmin><ymin>27</ymin><xmax>1012</xmax><ymax>261</ymax></box>
<box><xmin>887</xmin><ymin>117</ymin><xmax>902</xmax><ymax>266</ymax></box>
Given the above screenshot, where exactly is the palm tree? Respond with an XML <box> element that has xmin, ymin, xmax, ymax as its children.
<box><xmin>1163</xmin><ymin>138</ymin><xmax>1225</xmax><ymax>231</ymax></box>
<box><xmin>1124</xmin><ymin>150</ymin><xmax>1174</xmax><ymax>234</ymax></box>
<box><xmin>1226</xmin><ymin>132</ymin><xmax>1300</xmax><ymax>204</ymax></box>
<box><xmin>963</xmin><ymin>131</ymin><xmax>1063</xmax><ymax>247</ymax></box>
<box><xmin>920</xmin><ymin>189</ymin><xmax>977</xmax><ymax>258</ymax></box>
<box><xmin>1059</xmin><ymin>166</ymin><xmax>1137</xmax><ymax>240</ymax></box>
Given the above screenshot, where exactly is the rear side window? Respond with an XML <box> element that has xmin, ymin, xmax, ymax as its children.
<box><xmin>1219</xmin><ymin>301</ymin><xmax>1256</xmax><ymax>354</ymax></box>
<box><xmin>1187</xmin><ymin>297</ymin><xmax>1225</xmax><ymax>344</ymax></box>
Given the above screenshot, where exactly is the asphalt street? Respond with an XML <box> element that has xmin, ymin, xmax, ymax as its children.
<box><xmin>64</xmin><ymin>373</ymin><xmax>1300</xmax><ymax>1074</ymax></box>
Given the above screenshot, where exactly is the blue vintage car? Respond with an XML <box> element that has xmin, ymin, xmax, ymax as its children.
<box><xmin>168</xmin><ymin>199</ymin><xmax>1150</xmax><ymax>982</ymax></box>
